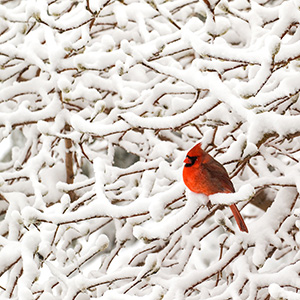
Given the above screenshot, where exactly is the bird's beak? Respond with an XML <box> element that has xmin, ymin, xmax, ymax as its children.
<box><xmin>184</xmin><ymin>157</ymin><xmax>191</xmax><ymax>164</ymax></box>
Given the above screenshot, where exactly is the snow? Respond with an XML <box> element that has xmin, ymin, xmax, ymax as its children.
<box><xmin>1</xmin><ymin>0</ymin><xmax>300</xmax><ymax>299</ymax></box>
<box><xmin>209</xmin><ymin>184</ymin><xmax>254</xmax><ymax>206</ymax></box>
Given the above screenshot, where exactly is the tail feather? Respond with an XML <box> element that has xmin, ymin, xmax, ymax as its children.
<box><xmin>230</xmin><ymin>204</ymin><xmax>248</xmax><ymax>233</ymax></box>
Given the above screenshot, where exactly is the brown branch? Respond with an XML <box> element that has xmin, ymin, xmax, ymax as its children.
<box><xmin>249</xmin><ymin>188</ymin><xmax>273</xmax><ymax>212</ymax></box>
<box><xmin>216</xmin><ymin>236</ymin><xmax>229</xmax><ymax>286</ymax></box>
<box><xmin>64</xmin><ymin>124</ymin><xmax>76</xmax><ymax>202</ymax></box>
<box><xmin>0</xmin><ymin>117</ymin><xmax>54</xmax><ymax>130</ymax></box>
<box><xmin>0</xmin><ymin>256</ymin><xmax>21</xmax><ymax>277</ymax></box>
<box><xmin>9</xmin><ymin>265</ymin><xmax>23</xmax><ymax>298</ymax></box>
<box><xmin>186</xmin><ymin>246</ymin><xmax>244</xmax><ymax>294</ymax></box>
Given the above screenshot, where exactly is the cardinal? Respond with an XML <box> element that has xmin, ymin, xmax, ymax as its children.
<box><xmin>183</xmin><ymin>143</ymin><xmax>248</xmax><ymax>233</ymax></box>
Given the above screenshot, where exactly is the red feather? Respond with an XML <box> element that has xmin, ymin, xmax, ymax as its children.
<box><xmin>183</xmin><ymin>143</ymin><xmax>248</xmax><ymax>233</ymax></box>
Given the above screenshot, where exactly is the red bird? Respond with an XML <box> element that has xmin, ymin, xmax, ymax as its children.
<box><xmin>183</xmin><ymin>143</ymin><xmax>248</xmax><ymax>233</ymax></box>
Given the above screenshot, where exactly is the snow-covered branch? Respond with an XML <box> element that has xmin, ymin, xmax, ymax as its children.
<box><xmin>0</xmin><ymin>0</ymin><xmax>300</xmax><ymax>299</ymax></box>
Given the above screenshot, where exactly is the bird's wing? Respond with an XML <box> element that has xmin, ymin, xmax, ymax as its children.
<box><xmin>202</xmin><ymin>154</ymin><xmax>235</xmax><ymax>193</ymax></box>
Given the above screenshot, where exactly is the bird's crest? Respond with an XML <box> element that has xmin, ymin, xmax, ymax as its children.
<box><xmin>187</xmin><ymin>142</ymin><xmax>202</xmax><ymax>157</ymax></box>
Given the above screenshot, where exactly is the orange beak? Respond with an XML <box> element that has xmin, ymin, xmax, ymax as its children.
<box><xmin>184</xmin><ymin>157</ymin><xmax>191</xmax><ymax>164</ymax></box>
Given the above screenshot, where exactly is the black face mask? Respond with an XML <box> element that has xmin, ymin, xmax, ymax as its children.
<box><xmin>185</xmin><ymin>155</ymin><xmax>197</xmax><ymax>167</ymax></box>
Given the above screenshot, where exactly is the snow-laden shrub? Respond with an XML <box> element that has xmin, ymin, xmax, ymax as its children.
<box><xmin>0</xmin><ymin>0</ymin><xmax>300</xmax><ymax>299</ymax></box>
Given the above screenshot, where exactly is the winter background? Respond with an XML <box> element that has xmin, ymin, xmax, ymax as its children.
<box><xmin>0</xmin><ymin>0</ymin><xmax>300</xmax><ymax>299</ymax></box>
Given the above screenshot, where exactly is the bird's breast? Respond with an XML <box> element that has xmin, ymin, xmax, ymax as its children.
<box><xmin>183</xmin><ymin>165</ymin><xmax>212</xmax><ymax>196</ymax></box>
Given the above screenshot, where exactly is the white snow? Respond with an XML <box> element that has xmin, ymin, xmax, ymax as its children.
<box><xmin>0</xmin><ymin>0</ymin><xmax>300</xmax><ymax>299</ymax></box>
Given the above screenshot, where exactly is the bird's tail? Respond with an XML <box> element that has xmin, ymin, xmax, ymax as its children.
<box><xmin>230</xmin><ymin>204</ymin><xmax>248</xmax><ymax>233</ymax></box>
